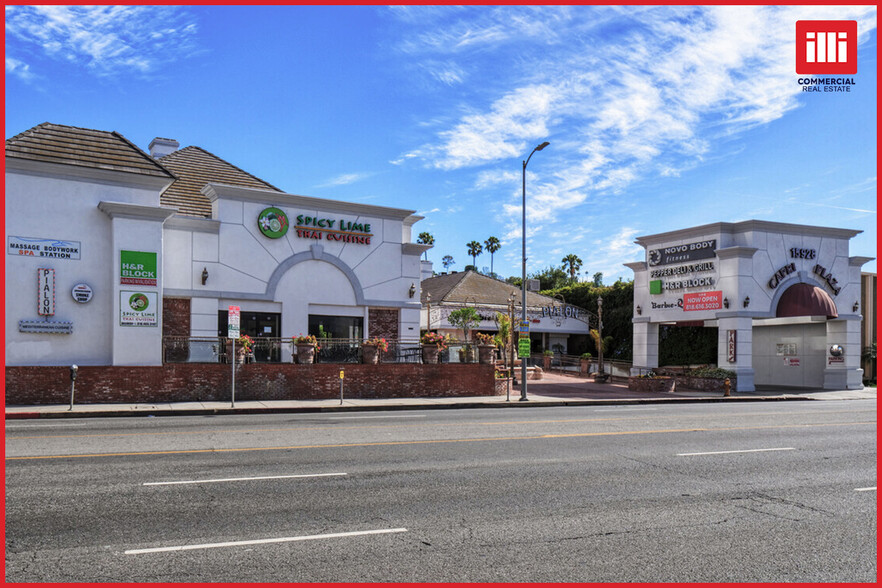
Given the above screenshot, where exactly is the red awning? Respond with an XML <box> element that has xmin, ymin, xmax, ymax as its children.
<box><xmin>776</xmin><ymin>283</ymin><xmax>838</xmax><ymax>319</ymax></box>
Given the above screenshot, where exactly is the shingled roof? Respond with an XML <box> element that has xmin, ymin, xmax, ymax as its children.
<box><xmin>157</xmin><ymin>146</ymin><xmax>282</xmax><ymax>218</ymax></box>
<box><xmin>5</xmin><ymin>122</ymin><xmax>174</xmax><ymax>179</ymax></box>
<box><xmin>421</xmin><ymin>270</ymin><xmax>555</xmax><ymax>308</ymax></box>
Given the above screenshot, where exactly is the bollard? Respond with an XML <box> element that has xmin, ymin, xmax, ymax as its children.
<box><xmin>69</xmin><ymin>364</ymin><xmax>78</xmax><ymax>410</ymax></box>
<box><xmin>723</xmin><ymin>377</ymin><xmax>731</xmax><ymax>397</ymax></box>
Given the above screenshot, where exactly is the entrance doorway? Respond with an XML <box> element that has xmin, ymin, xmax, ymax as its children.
<box><xmin>218</xmin><ymin>310</ymin><xmax>282</xmax><ymax>362</ymax></box>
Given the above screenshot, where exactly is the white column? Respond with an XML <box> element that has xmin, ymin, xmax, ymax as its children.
<box><xmin>824</xmin><ymin>318</ymin><xmax>864</xmax><ymax>389</ymax></box>
<box><xmin>631</xmin><ymin>319</ymin><xmax>659</xmax><ymax>375</ymax></box>
<box><xmin>717</xmin><ymin>315</ymin><xmax>755</xmax><ymax>392</ymax></box>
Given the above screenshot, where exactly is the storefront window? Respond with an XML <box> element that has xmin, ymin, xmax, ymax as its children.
<box><xmin>308</xmin><ymin>315</ymin><xmax>363</xmax><ymax>340</ymax></box>
<box><xmin>218</xmin><ymin>311</ymin><xmax>281</xmax><ymax>362</ymax></box>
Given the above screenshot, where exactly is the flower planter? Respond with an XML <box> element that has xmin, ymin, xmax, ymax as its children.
<box><xmin>362</xmin><ymin>344</ymin><xmax>380</xmax><ymax>365</ymax></box>
<box><xmin>295</xmin><ymin>343</ymin><xmax>316</xmax><ymax>364</ymax></box>
<box><xmin>543</xmin><ymin>355</ymin><xmax>552</xmax><ymax>370</ymax></box>
<box><xmin>422</xmin><ymin>346</ymin><xmax>440</xmax><ymax>364</ymax></box>
<box><xmin>627</xmin><ymin>376</ymin><xmax>675</xmax><ymax>393</ymax></box>
<box><xmin>477</xmin><ymin>344</ymin><xmax>496</xmax><ymax>365</ymax></box>
<box><xmin>580</xmin><ymin>359</ymin><xmax>591</xmax><ymax>375</ymax></box>
<box><xmin>235</xmin><ymin>348</ymin><xmax>248</xmax><ymax>366</ymax></box>
<box><xmin>458</xmin><ymin>347</ymin><xmax>476</xmax><ymax>363</ymax></box>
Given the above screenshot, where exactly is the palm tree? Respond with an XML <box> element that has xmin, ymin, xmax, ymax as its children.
<box><xmin>561</xmin><ymin>254</ymin><xmax>583</xmax><ymax>282</ymax></box>
<box><xmin>484</xmin><ymin>236</ymin><xmax>501</xmax><ymax>277</ymax></box>
<box><xmin>442</xmin><ymin>255</ymin><xmax>454</xmax><ymax>271</ymax></box>
<box><xmin>466</xmin><ymin>241</ymin><xmax>483</xmax><ymax>269</ymax></box>
<box><xmin>416</xmin><ymin>232</ymin><xmax>434</xmax><ymax>261</ymax></box>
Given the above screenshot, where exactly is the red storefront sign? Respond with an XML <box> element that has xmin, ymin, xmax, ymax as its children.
<box><xmin>683</xmin><ymin>290</ymin><xmax>722</xmax><ymax>312</ymax></box>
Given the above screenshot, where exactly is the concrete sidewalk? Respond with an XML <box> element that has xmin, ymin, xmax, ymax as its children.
<box><xmin>5</xmin><ymin>373</ymin><xmax>875</xmax><ymax>419</ymax></box>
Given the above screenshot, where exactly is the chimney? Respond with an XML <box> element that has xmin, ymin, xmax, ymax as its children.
<box><xmin>148</xmin><ymin>137</ymin><xmax>179</xmax><ymax>159</ymax></box>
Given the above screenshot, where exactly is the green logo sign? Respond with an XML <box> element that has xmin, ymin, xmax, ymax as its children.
<box><xmin>120</xmin><ymin>250</ymin><xmax>157</xmax><ymax>286</ymax></box>
<box><xmin>518</xmin><ymin>338</ymin><xmax>531</xmax><ymax>358</ymax></box>
<box><xmin>649</xmin><ymin>280</ymin><xmax>663</xmax><ymax>295</ymax></box>
<box><xmin>258</xmin><ymin>207</ymin><xmax>289</xmax><ymax>239</ymax></box>
<box><xmin>128</xmin><ymin>292</ymin><xmax>150</xmax><ymax>311</ymax></box>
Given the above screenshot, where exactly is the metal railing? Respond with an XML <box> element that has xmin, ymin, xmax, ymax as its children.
<box><xmin>163</xmin><ymin>337</ymin><xmax>446</xmax><ymax>364</ymax></box>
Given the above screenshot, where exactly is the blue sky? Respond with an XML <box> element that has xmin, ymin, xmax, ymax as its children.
<box><xmin>6</xmin><ymin>5</ymin><xmax>877</xmax><ymax>281</ymax></box>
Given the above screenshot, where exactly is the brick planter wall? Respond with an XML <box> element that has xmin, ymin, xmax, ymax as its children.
<box><xmin>674</xmin><ymin>376</ymin><xmax>733</xmax><ymax>392</ymax></box>
<box><xmin>627</xmin><ymin>376</ymin><xmax>676</xmax><ymax>393</ymax></box>
<box><xmin>5</xmin><ymin>364</ymin><xmax>498</xmax><ymax>405</ymax></box>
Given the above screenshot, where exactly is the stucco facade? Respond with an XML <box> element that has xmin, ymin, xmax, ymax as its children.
<box><xmin>627</xmin><ymin>220</ymin><xmax>872</xmax><ymax>392</ymax></box>
<box><xmin>5</xmin><ymin>123</ymin><xmax>428</xmax><ymax>368</ymax></box>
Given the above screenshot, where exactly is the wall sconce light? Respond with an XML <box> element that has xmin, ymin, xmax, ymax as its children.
<box><xmin>723</xmin><ymin>297</ymin><xmax>730</xmax><ymax>309</ymax></box>
<box><xmin>636</xmin><ymin>305</ymin><xmax>642</xmax><ymax>315</ymax></box>
<box><xmin>743</xmin><ymin>296</ymin><xmax>750</xmax><ymax>308</ymax></box>
<box><xmin>408</xmin><ymin>282</ymin><xmax>416</xmax><ymax>298</ymax></box>
<box><xmin>201</xmin><ymin>267</ymin><xmax>208</xmax><ymax>285</ymax></box>
<box><xmin>853</xmin><ymin>301</ymin><xmax>860</xmax><ymax>312</ymax></box>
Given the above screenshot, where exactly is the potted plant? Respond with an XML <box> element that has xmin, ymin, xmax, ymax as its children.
<box><xmin>448</xmin><ymin>307</ymin><xmax>480</xmax><ymax>363</ymax></box>
<box><xmin>475</xmin><ymin>332</ymin><xmax>496</xmax><ymax>365</ymax></box>
<box><xmin>292</xmin><ymin>333</ymin><xmax>319</xmax><ymax>364</ymax></box>
<box><xmin>542</xmin><ymin>349</ymin><xmax>554</xmax><ymax>370</ymax></box>
<box><xmin>420</xmin><ymin>331</ymin><xmax>448</xmax><ymax>364</ymax></box>
<box><xmin>580</xmin><ymin>352</ymin><xmax>592</xmax><ymax>375</ymax></box>
<box><xmin>236</xmin><ymin>334</ymin><xmax>254</xmax><ymax>365</ymax></box>
<box><xmin>362</xmin><ymin>337</ymin><xmax>388</xmax><ymax>364</ymax></box>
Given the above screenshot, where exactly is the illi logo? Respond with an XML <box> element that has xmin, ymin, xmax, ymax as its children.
<box><xmin>796</xmin><ymin>20</ymin><xmax>857</xmax><ymax>75</ymax></box>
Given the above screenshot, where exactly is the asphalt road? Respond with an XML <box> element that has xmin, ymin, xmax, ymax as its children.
<box><xmin>5</xmin><ymin>400</ymin><xmax>877</xmax><ymax>582</ymax></box>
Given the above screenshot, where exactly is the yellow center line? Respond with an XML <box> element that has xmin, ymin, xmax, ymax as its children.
<box><xmin>5</xmin><ymin>421</ymin><xmax>874</xmax><ymax>461</ymax></box>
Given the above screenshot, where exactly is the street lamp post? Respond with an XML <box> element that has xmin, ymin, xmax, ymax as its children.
<box><xmin>521</xmin><ymin>140</ymin><xmax>549</xmax><ymax>401</ymax></box>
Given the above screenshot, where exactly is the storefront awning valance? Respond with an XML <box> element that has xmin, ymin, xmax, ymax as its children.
<box><xmin>776</xmin><ymin>283</ymin><xmax>838</xmax><ymax>319</ymax></box>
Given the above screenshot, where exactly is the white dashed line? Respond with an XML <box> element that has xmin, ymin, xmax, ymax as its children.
<box><xmin>677</xmin><ymin>447</ymin><xmax>795</xmax><ymax>456</ymax></box>
<box><xmin>125</xmin><ymin>528</ymin><xmax>408</xmax><ymax>554</ymax></box>
<box><xmin>855</xmin><ymin>486</ymin><xmax>876</xmax><ymax>492</ymax></box>
<box><xmin>143</xmin><ymin>473</ymin><xmax>347</xmax><ymax>486</ymax></box>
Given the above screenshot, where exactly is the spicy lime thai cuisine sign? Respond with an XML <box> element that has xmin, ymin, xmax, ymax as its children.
<box><xmin>257</xmin><ymin>207</ymin><xmax>373</xmax><ymax>245</ymax></box>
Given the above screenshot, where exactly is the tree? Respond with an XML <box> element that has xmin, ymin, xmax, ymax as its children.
<box><xmin>416</xmin><ymin>232</ymin><xmax>434</xmax><ymax>261</ymax></box>
<box><xmin>484</xmin><ymin>236</ymin><xmax>501</xmax><ymax>277</ymax></box>
<box><xmin>447</xmin><ymin>307</ymin><xmax>481</xmax><ymax>342</ymax></box>
<box><xmin>466</xmin><ymin>240</ymin><xmax>483</xmax><ymax>269</ymax></box>
<box><xmin>561</xmin><ymin>254</ymin><xmax>583</xmax><ymax>282</ymax></box>
<box><xmin>442</xmin><ymin>255</ymin><xmax>454</xmax><ymax>271</ymax></box>
<box><xmin>529</xmin><ymin>265</ymin><xmax>569</xmax><ymax>290</ymax></box>
<box><xmin>592</xmin><ymin>272</ymin><xmax>603</xmax><ymax>287</ymax></box>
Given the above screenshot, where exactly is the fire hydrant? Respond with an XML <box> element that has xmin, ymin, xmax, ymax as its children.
<box><xmin>723</xmin><ymin>377</ymin><xmax>731</xmax><ymax>397</ymax></box>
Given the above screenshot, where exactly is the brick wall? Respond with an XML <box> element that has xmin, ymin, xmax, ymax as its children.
<box><xmin>368</xmin><ymin>308</ymin><xmax>398</xmax><ymax>340</ymax></box>
<box><xmin>5</xmin><ymin>364</ymin><xmax>498</xmax><ymax>405</ymax></box>
<box><xmin>162</xmin><ymin>298</ymin><xmax>191</xmax><ymax>362</ymax></box>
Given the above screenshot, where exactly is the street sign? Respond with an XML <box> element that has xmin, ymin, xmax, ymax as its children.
<box><xmin>518</xmin><ymin>338</ymin><xmax>531</xmax><ymax>358</ymax></box>
<box><xmin>518</xmin><ymin>320</ymin><xmax>530</xmax><ymax>334</ymax></box>
<box><xmin>228</xmin><ymin>305</ymin><xmax>240</xmax><ymax>339</ymax></box>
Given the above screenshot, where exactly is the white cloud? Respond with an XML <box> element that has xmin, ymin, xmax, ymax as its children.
<box><xmin>391</xmin><ymin>5</ymin><xmax>877</xmax><ymax>243</ymax></box>
<box><xmin>5</xmin><ymin>57</ymin><xmax>36</xmax><ymax>82</ymax></box>
<box><xmin>5</xmin><ymin>5</ymin><xmax>200</xmax><ymax>77</ymax></box>
<box><xmin>316</xmin><ymin>172</ymin><xmax>373</xmax><ymax>188</ymax></box>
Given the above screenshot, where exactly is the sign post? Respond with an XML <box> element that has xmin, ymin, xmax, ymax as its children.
<box><xmin>228</xmin><ymin>306</ymin><xmax>240</xmax><ymax>408</ymax></box>
<box><xmin>339</xmin><ymin>370</ymin><xmax>345</xmax><ymax>405</ymax></box>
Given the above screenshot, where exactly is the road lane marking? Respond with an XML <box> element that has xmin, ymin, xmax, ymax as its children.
<box><xmin>143</xmin><ymin>473</ymin><xmax>347</xmax><ymax>486</ymax></box>
<box><xmin>333</xmin><ymin>414</ymin><xmax>427</xmax><ymax>420</ymax></box>
<box><xmin>124</xmin><ymin>527</ymin><xmax>408</xmax><ymax>555</ymax></box>
<box><xmin>7</xmin><ymin>421</ymin><xmax>874</xmax><ymax>461</ymax></box>
<box><xmin>855</xmin><ymin>487</ymin><xmax>876</xmax><ymax>492</ymax></box>
<box><xmin>677</xmin><ymin>447</ymin><xmax>795</xmax><ymax>456</ymax></box>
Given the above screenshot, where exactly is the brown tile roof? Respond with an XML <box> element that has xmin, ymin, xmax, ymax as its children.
<box><xmin>5</xmin><ymin>122</ymin><xmax>174</xmax><ymax>179</ymax></box>
<box><xmin>157</xmin><ymin>146</ymin><xmax>282</xmax><ymax>218</ymax></box>
<box><xmin>421</xmin><ymin>270</ymin><xmax>554</xmax><ymax>308</ymax></box>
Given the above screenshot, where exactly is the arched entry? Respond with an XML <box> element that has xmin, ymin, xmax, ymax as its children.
<box><xmin>753</xmin><ymin>282</ymin><xmax>838</xmax><ymax>389</ymax></box>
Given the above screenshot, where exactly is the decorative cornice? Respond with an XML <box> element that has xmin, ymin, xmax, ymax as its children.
<box><xmin>202</xmin><ymin>183</ymin><xmax>418</xmax><ymax>221</ymax></box>
<box><xmin>715</xmin><ymin>246</ymin><xmax>759</xmax><ymax>260</ymax></box>
<box><xmin>164</xmin><ymin>215</ymin><xmax>221</xmax><ymax>234</ymax></box>
<box><xmin>634</xmin><ymin>220</ymin><xmax>862</xmax><ymax>247</ymax></box>
<box><xmin>97</xmin><ymin>201</ymin><xmax>177</xmax><ymax>222</ymax></box>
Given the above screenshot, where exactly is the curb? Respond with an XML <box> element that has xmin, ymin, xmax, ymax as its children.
<box><xmin>4</xmin><ymin>394</ymin><xmax>818</xmax><ymax>420</ymax></box>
